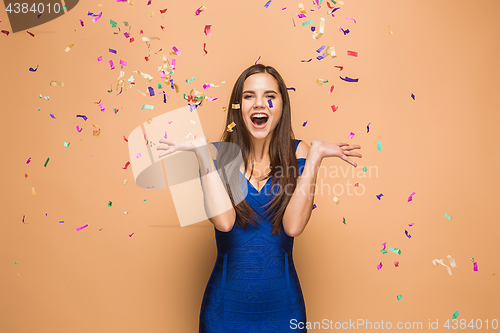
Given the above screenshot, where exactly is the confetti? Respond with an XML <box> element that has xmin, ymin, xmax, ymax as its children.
<box><xmin>377</xmin><ymin>141</ymin><xmax>381</xmax><ymax>151</ymax></box>
<box><xmin>377</xmin><ymin>262</ymin><xmax>383</xmax><ymax>270</ymax></box>
<box><xmin>145</xmin><ymin>10</ymin><xmax>154</xmax><ymax>17</ymax></box>
<box><xmin>342</xmin><ymin>217</ymin><xmax>346</xmax><ymax>225</ymax></box>
<box><xmin>267</xmin><ymin>99</ymin><xmax>273</xmax><ymax>108</ymax></box>
<box><xmin>432</xmin><ymin>258</ymin><xmax>453</xmax><ymax>275</ymax></box>
<box><xmin>76</xmin><ymin>115</ymin><xmax>88</xmax><ymax>121</ymax></box>
<box><xmin>29</xmin><ymin>65</ymin><xmax>39</xmax><ymax>72</ymax></box>
<box><xmin>313</xmin><ymin>17</ymin><xmax>325</xmax><ymax>39</ymax></box>
<box><xmin>120</xmin><ymin>60</ymin><xmax>127</xmax><ymax>66</ymax></box>
<box><xmin>347</xmin><ymin>50</ymin><xmax>358</xmax><ymax>57</ymax></box>
<box><xmin>109</xmin><ymin>60</ymin><xmax>115</xmax><ymax>70</ymax></box>
<box><xmin>26</xmin><ymin>157</ymin><xmax>31</xmax><ymax>164</ymax></box>
<box><xmin>203</xmin><ymin>43</ymin><xmax>208</xmax><ymax>55</ymax></box>
<box><xmin>50</xmin><ymin>114</ymin><xmax>56</xmax><ymax>119</ymax></box>
<box><xmin>204</xmin><ymin>24</ymin><xmax>212</xmax><ymax>36</ymax></box>
<box><xmin>411</xmin><ymin>93</ymin><xmax>415</xmax><ymax>100</ymax></box>
<box><xmin>50</xmin><ymin>81</ymin><xmax>64</xmax><ymax>86</ymax></box>
<box><xmin>473</xmin><ymin>262</ymin><xmax>478</xmax><ymax>271</ymax></box>
<box><xmin>331</xmin><ymin>105</ymin><xmax>338</xmax><ymax>112</ymax></box>
<box><xmin>328</xmin><ymin>85</ymin><xmax>334</xmax><ymax>93</ymax></box>
<box><xmin>186</xmin><ymin>77</ymin><xmax>196</xmax><ymax>83</ymax></box>
<box><xmin>195</xmin><ymin>5</ymin><xmax>206</xmax><ymax>16</ymax></box>
<box><xmin>172</xmin><ymin>46</ymin><xmax>181</xmax><ymax>55</ymax></box>
<box><xmin>124</xmin><ymin>32</ymin><xmax>130</xmax><ymax>38</ymax></box>
<box><xmin>122</xmin><ymin>161</ymin><xmax>130</xmax><ymax>169</ymax></box>
<box><xmin>264</xmin><ymin>0</ymin><xmax>272</xmax><ymax>8</ymax></box>
<box><xmin>287</xmin><ymin>87</ymin><xmax>296</xmax><ymax>91</ymax></box>
<box><xmin>302</xmin><ymin>121</ymin><xmax>308</xmax><ymax>127</ymax></box>
<box><xmin>316</xmin><ymin>45</ymin><xmax>326</xmax><ymax>53</ymax></box>
<box><xmin>452</xmin><ymin>311</ymin><xmax>460</xmax><ymax>320</ymax></box>
<box><xmin>408</xmin><ymin>192</ymin><xmax>416</xmax><ymax>202</ymax></box>
<box><xmin>255</xmin><ymin>56</ymin><xmax>261</xmax><ymax>66</ymax></box>
<box><xmin>63</xmin><ymin>142</ymin><xmax>70</xmax><ymax>147</ymax></box>
<box><xmin>98</xmin><ymin>103</ymin><xmax>105</xmax><ymax>112</ymax></box>
<box><xmin>302</xmin><ymin>20</ymin><xmax>314</xmax><ymax>26</ymax></box>
<box><xmin>141</xmin><ymin>104</ymin><xmax>154</xmax><ymax>110</ymax></box>
<box><xmin>394</xmin><ymin>261</ymin><xmax>399</xmax><ymax>267</ymax></box>
<box><xmin>109</xmin><ymin>48</ymin><xmax>117</xmax><ymax>54</ymax></box>
<box><xmin>65</xmin><ymin>43</ymin><xmax>74</xmax><ymax>52</ymax></box>
<box><xmin>381</xmin><ymin>249</ymin><xmax>387</xmax><ymax>254</ymax></box>
<box><xmin>227</xmin><ymin>122</ymin><xmax>236</xmax><ymax>132</ymax></box>
<box><xmin>301</xmin><ymin>59</ymin><xmax>312</xmax><ymax>62</ymax></box>
<box><xmin>97</xmin><ymin>56</ymin><xmax>102</xmax><ymax>61</ymax></box>
<box><xmin>362</xmin><ymin>167</ymin><xmax>367</xmax><ymax>172</ymax></box>
<box><xmin>232</xmin><ymin>104</ymin><xmax>240</xmax><ymax>109</ymax></box>
<box><xmin>444</xmin><ymin>213</ymin><xmax>452</xmax><ymax>221</ymax></box>
<box><xmin>409</xmin><ymin>223</ymin><xmax>414</xmax><ymax>227</ymax></box>
<box><xmin>44</xmin><ymin>158</ymin><xmax>50</xmax><ymax>167</ymax></box>
<box><xmin>346</xmin><ymin>17</ymin><xmax>357</xmax><ymax>23</ymax></box>
<box><xmin>32</xmin><ymin>187</ymin><xmax>36</xmax><ymax>195</ymax></box>
<box><xmin>367</xmin><ymin>122</ymin><xmax>370</xmax><ymax>133</ymax></box>
<box><xmin>347</xmin><ymin>132</ymin><xmax>354</xmax><ymax>139</ymax></box>
<box><xmin>388</xmin><ymin>246</ymin><xmax>401</xmax><ymax>255</ymax></box>
<box><xmin>27</xmin><ymin>31</ymin><xmax>35</xmax><ymax>37</ymax></box>
<box><xmin>376</xmin><ymin>193</ymin><xmax>384</xmax><ymax>200</ymax></box>
<box><xmin>341</xmin><ymin>28</ymin><xmax>349</xmax><ymax>35</ymax></box>
<box><xmin>76</xmin><ymin>126</ymin><xmax>82</xmax><ymax>132</ymax></box>
<box><xmin>396</xmin><ymin>295</ymin><xmax>402</xmax><ymax>301</ymax></box>
<box><xmin>333</xmin><ymin>196</ymin><xmax>340</xmax><ymax>205</ymax></box>
<box><xmin>298</xmin><ymin>3</ymin><xmax>307</xmax><ymax>14</ymax></box>
<box><xmin>334</xmin><ymin>66</ymin><xmax>343</xmax><ymax>71</ymax></box>
<box><xmin>281</xmin><ymin>7</ymin><xmax>286</xmax><ymax>10</ymax></box>
<box><xmin>405</xmin><ymin>230</ymin><xmax>411</xmax><ymax>238</ymax></box>
<box><xmin>92</xmin><ymin>12</ymin><xmax>103</xmax><ymax>23</ymax></box>
<box><xmin>160</xmin><ymin>8</ymin><xmax>167</xmax><ymax>14</ymax></box>
<box><xmin>148</xmin><ymin>87</ymin><xmax>155</xmax><ymax>96</ymax></box>
<box><xmin>297</xmin><ymin>13</ymin><xmax>306</xmax><ymax>18</ymax></box>
<box><xmin>340</xmin><ymin>76</ymin><xmax>358</xmax><ymax>82</ymax></box>
<box><xmin>76</xmin><ymin>224</ymin><xmax>88</xmax><ymax>231</ymax></box>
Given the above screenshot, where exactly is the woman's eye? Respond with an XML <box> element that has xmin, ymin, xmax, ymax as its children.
<box><xmin>266</xmin><ymin>95</ymin><xmax>275</xmax><ymax>99</ymax></box>
<box><xmin>243</xmin><ymin>95</ymin><xmax>253</xmax><ymax>99</ymax></box>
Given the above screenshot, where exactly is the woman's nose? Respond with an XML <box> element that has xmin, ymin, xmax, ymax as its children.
<box><xmin>253</xmin><ymin>96</ymin><xmax>266</xmax><ymax>108</ymax></box>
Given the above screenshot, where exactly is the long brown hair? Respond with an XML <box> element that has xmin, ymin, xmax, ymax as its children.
<box><xmin>216</xmin><ymin>64</ymin><xmax>299</xmax><ymax>235</ymax></box>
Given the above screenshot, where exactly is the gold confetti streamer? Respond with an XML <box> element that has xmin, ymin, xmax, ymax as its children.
<box><xmin>65</xmin><ymin>43</ymin><xmax>74</xmax><ymax>52</ymax></box>
<box><xmin>227</xmin><ymin>122</ymin><xmax>236</xmax><ymax>132</ymax></box>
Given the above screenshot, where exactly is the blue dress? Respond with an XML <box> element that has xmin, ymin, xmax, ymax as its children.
<box><xmin>199</xmin><ymin>139</ymin><xmax>307</xmax><ymax>332</ymax></box>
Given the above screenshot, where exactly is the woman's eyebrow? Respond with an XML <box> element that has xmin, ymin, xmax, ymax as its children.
<box><xmin>242</xmin><ymin>90</ymin><xmax>278</xmax><ymax>94</ymax></box>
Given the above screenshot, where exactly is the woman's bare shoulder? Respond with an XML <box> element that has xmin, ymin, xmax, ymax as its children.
<box><xmin>296</xmin><ymin>140</ymin><xmax>310</xmax><ymax>159</ymax></box>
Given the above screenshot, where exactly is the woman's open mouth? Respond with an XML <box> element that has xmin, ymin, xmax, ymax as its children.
<box><xmin>251</xmin><ymin>113</ymin><xmax>269</xmax><ymax>129</ymax></box>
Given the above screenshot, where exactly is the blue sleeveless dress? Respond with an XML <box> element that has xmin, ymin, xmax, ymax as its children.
<box><xmin>199</xmin><ymin>139</ymin><xmax>307</xmax><ymax>332</ymax></box>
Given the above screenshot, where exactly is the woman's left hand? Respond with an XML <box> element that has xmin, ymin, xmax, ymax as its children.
<box><xmin>311</xmin><ymin>139</ymin><xmax>362</xmax><ymax>167</ymax></box>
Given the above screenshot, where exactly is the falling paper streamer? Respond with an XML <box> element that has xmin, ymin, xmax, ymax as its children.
<box><xmin>432</xmin><ymin>257</ymin><xmax>456</xmax><ymax>275</ymax></box>
<box><xmin>172</xmin><ymin>46</ymin><xmax>181</xmax><ymax>55</ymax></box>
<box><xmin>29</xmin><ymin>65</ymin><xmax>39</xmax><ymax>72</ymax></box>
<box><xmin>264</xmin><ymin>0</ymin><xmax>272</xmax><ymax>8</ymax></box>
<box><xmin>142</xmin><ymin>104</ymin><xmax>154</xmax><ymax>110</ymax></box>
<box><xmin>313</xmin><ymin>17</ymin><xmax>325</xmax><ymax>39</ymax></box>
<box><xmin>267</xmin><ymin>99</ymin><xmax>273</xmax><ymax>108</ymax></box>
<box><xmin>444</xmin><ymin>213</ymin><xmax>452</xmax><ymax>221</ymax></box>
<box><xmin>347</xmin><ymin>50</ymin><xmax>358</xmax><ymax>57</ymax></box>
<box><xmin>204</xmin><ymin>24</ymin><xmax>212</xmax><ymax>36</ymax></box>
<box><xmin>388</xmin><ymin>246</ymin><xmax>401</xmax><ymax>255</ymax></box>
<box><xmin>447</xmin><ymin>255</ymin><xmax>457</xmax><ymax>269</ymax></box>
<box><xmin>333</xmin><ymin>197</ymin><xmax>340</xmax><ymax>205</ymax></box>
<box><xmin>408</xmin><ymin>192</ymin><xmax>416</xmax><ymax>202</ymax></box>
<box><xmin>232</xmin><ymin>104</ymin><xmax>240</xmax><ymax>109</ymax></box>
<box><xmin>473</xmin><ymin>262</ymin><xmax>478</xmax><ymax>271</ymax></box>
<box><xmin>227</xmin><ymin>122</ymin><xmax>236</xmax><ymax>132</ymax></box>
<box><xmin>377</xmin><ymin>262</ymin><xmax>383</xmax><ymax>270</ymax></box>
<box><xmin>394</xmin><ymin>261</ymin><xmax>399</xmax><ymax>267</ymax></box>
<box><xmin>452</xmin><ymin>311</ymin><xmax>460</xmax><ymax>319</ymax></box>
<box><xmin>302</xmin><ymin>20</ymin><xmax>314</xmax><ymax>26</ymax></box>
<box><xmin>405</xmin><ymin>230</ymin><xmax>411</xmax><ymax>238</ymax></box>
<box><xmin>376</xmin><ymin>193</ymin><xmax>384</xmax><ymax>200</ymax></box>
<box><xmin>65</xmin><ymin>43</ymin><xmax>74</xmax><ymax>52</ymax></box>
<box><xmin>348</xmin><ymin>132</ymin><xmax>354</xmax><ymax>139</ymax></box>
<box><xmin>396</xmin><ymin>295</ymin><xmax>402</xmax><ymax>301</ymax></box>
<box><xmin>76</xmin><ymin>224</ymin><xmax>88</xmax><ymax>231</ymax></box>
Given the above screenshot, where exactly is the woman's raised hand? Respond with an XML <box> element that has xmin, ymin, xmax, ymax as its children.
<box><xmin>310</xmin><ymin>139</ymin><xmax>362</xmax><ymax>167</ymax></box>
<box><xmin>156</xmin><ymin>135</ymin><xmax>209</xmax><ymax>158</ymax></box>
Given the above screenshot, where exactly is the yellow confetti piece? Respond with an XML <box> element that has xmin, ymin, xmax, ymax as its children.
<box><xmin>145</xmin><ymin>10</ymin><xmax>154</xmax><ymax>17</ymax></box>
<box><xmin>313</xmin><ymin>17</ymin><xmax>325</xmax><ymax>39</ymax></box>
<box><xmin>326</xmin><ymin>46</ymin><xmax>336</xmax><ymax>58</ymax></box>
<box><xmin>385</xmin><ymin>25</ymin><xmax>393</xmax><ymax>34</ymax></box>
<box><xmin>124</xmin><ymin>179</ymin><xmax>128</xmax><ymax>185</ymax></box>
<box><xmin>333</xmin><ymin>196</ymin><xmax>340</xmax><ymax>205</ymax></box>
<box><xmin>50</xmin><ymin>81</ymin><xmax>64</xmax><ymax>87</ymax></box>
<box><xmin>227</xmin><ymin>122</ymin><xmax>236</xmax><ymax>132</ymax></box>
<box><xmin>32</xmin><ymin>187</ymin><xmax>36</xmax><ymax>196</ymax></box>
<box><xmin>92</xmin><ymin>124</ymin><xmax>101</xmax><ymax>137</ymax></box>
<box><xmin>232</xmin><ymin>103</ymin><xmax>240</xmax><ymax>109</ymax></box>
<box><xmin>174</xmin><ymin>83</ymin><xmax>179</xmax><ymax>93</ymax></box>
<box><xmin>146</xmin><ymin>118</ymin><xmax>153</xmax><ymax>125</ymax></box>
<box><xmin>124</xmin><ymin>211</ymin><xmax>128</xmax><ymax>214</ymax></box>
<box><xmin>222</xmin><ymin>107</ymin><xmax>228</xmax><ymax>112</ymax></box>
<box><xmin>316</xmin><ymin>79</ymin><xmax>327</xmax><ymax>86</ymax></box>
<box><xmin>65</xmin><ymin>43</ymin><xmax>74</xmax><ymax>52</ymax></box>
<box><xmin>298</xmin><ymin>3</ymin><xmax>307</xmax><ymax>14</ymax></box>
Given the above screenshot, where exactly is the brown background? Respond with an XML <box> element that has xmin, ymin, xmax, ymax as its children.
<box><xmin>1</xmin><ymin>0</ymin><xmax>499</xmax><ymax>332</ymax></box>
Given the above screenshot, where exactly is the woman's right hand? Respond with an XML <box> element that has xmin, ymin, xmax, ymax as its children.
<box><xmin>156</xmin><ymin>135</ymin><xmax>209</xmax><ymax>158</ymax></box>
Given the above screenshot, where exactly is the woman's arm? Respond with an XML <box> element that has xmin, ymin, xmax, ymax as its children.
<box><xmin>282</xmin><ymin>139</ymin><xmax>362</xmax><ymax>237</ymax></box>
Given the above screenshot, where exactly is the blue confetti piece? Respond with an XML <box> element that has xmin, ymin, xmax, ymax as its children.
<box><xmin>255</xmin><ymin>56</ymin><xmax>261</xmax><ymax>66</ymax></box>
<box><xmin>405</xmin><ymin>230</ymin><xmax>412</xmax><ymax>238</ymax></box>
<box><xmin>109</xmin><ymin>48</ymin><xmax>117</xmax><ymax>54</ymax></box>
<box><xmin>367</xmin><ymin>122</ymin><xmax>370</xmax><ymax>133</ymax></box>
<box><xmin>29</xmin><ymin>65</ymin><xmax>39</xmax><ymax>72</ymax></box>
<box><xmin>76</xmin><ymin>115</ymin><xmax>88</xmax><ymax>121</ymax></box>
<box><xmin>311</xmin><ymin>26</ymin><xmax>316</xmax><ymax>32</ymax></box>
<box><xmin>312</xmin><ymin>204</ymin><xmax>317</xmax><ymax>210</ymax></box>
<box><xmin>163</xmin><ymin>91</ymin><xmax>167</xmax><ymax>103</ymax></box>
<box><xmin>301</xmin><ymin>59</ymin><xmax>312</xmax><ymax>62</ymax></box>
<box><xmin>190</xmin><ymin>104</ymin><xmax>198</xmax><ymax>112</ymax></box>
<box><xmin>267</xmin><ymin>99</ymin><xmax>273</xmax><ymax>108</ymax></box>
<box><xmin>376</xmin><ymin>193</ymin><xmax>384</xmax><ymax>200</ymax></box>
<box><xmin>316</xmin><ymin>54</ymin><xmax>325</xmax><ymax>60</ymax></box>
<box><xmin>286</xmin><ymin>87</ymin><xmax>296</xmax><ymax>91</ymax></box>
<box><xmin>148</xmin><ymin>86</ymin><xmax>155</xmax><ymax>97</ymax></box>
<box><xmin>340</xmin><ymin>76</ymin><xmax>358</xmax><ymax>82</ymax></box>
<box><xmin>332</xmin><ymin>7</ymin><xmax>341</xmax><ymax>12</ymax></box>
<box><xmin>264</xmin><ymin>0</ymin><xmax>272</xmax><ymax>8</ymax></box>
<box><xmin>50</xmin><ymin>114</ymin><xmax>56</xmax><ymax>119</ymax></box>
<box><xmin>411</xmin><ymin>93</ymin><xmax>415</xmax><ymax>100</ymax></box>
<box><xmin>302</xmin><ymin>121</ymin><xmax>308</xmax><ymax>127</ymax></box>
<box><xmin>341</xmin><ymin>28</ymin><xmax>350</xmax><ymax>35</ymax></box>
<box><xmin>316</xmin><ymin>45</ymin><xmax>326</xmax><ymax>53</ymax></box>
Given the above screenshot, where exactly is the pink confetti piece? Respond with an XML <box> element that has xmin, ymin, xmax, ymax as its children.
<box><xmin>164</xmin><ymin>131</ymin><xmax>168</xmax><ymax>139</ymax></box>
<box><xmin>136</xmin><ymin>153</ymin><xmax>142</xmax><ymax>158</ymax></box>
<box><xmin>348</xmin><ymin>132</ymin><xmax>355</xmax><ymax>139</ymax></box>
<box><xmin>408</xmin><ymin>191</ymin><xmax>416</xmax><ymax>202</ymax></box>
<box><xmin>99</xmin><ymin>103</ymin><xmax>105</xmax><ymax>112</ymax></box>
<box><xmin>171</xmin><ymin>58</ymin><xmax>176</xmax><ymax>69</ymax></box>
<box><xmin>172</xmin><ymin>46</ymin><xmax>181</xmax><ymax>55</ymax></box>
<box><xmin>168</xmin><ymin>120</ymin><xmax>173</xmax><ymax>124</ymax></box>
<box><xmin>297</xmin><ymin>13</ymin><xmax>306</xmax><ymax>18</ymax></box>
<box><xmin>328</xmin><ymin>85</ymin><xmax>334</xmax><ymax>93</ymax></box>
<box><xmin>143</xmin><ymin>134</ymin><xmax>148</xmax><ymax>145</ymax></box>
<box><xmin>346</xmin><ymin>17</ymin><xmax>357</xmax><ymax>23</ymax></box>
<box><xmin>92</xmin><ymin>11</ymin><xmax>102</xmax><ymax>23</ymax></box>
<box><xmin>120</xmin><ymin>60</ymin><xmax>127</xmax><ymax>66</ymax></box>
<box><xmin>97</xmin><ymin>56</ymin><xmax>103</xmax><ymax>61</ymax></box>
<box><xmin>377</xmin><ymin>262</ymin><xmax>383</xmax><ymax>270</ymax></box>
<box><xmin>281</xmin><ymin>7</ymin><xmax>286</xmax><ymax>10</ymax></box>
<box><xmin>147</xmin><ymin>0</ymin><xmax>151</xmax><ymax>4</ymax></box>
<box><xmin>206</xmin><ymin>96</ymin><xmax>217</xmax><ymax>101</ymax></box>
<box><xmin>124</xmin><ymin>32</ymin><xmax>130</xmax><ymax>38</ymax></box>
<box><xmin>76</xmin><ymin>126</ymin><xmax>82</xmax><ymax>132</ymax></box>
<box><xmin>473</xmin><ymin>262</ymin><xmax>478</xmax><ymax>271</ymax></box>
<box><xmin>408</xmin><ymin>223</ymin><xmax>415</xmax><ymax>227</ymax></box>
<box><xmin>109</xmin><ymin>60</ymin><xmax>115</xmax><ymax>70</ymax></box>
<box><xmin>26</xmin><ymin>157</ymin><xmax>31</xmax><ymax>164</ymax></box>
<box><xmin>203</xmin><ymin>42</ymin><xmax>208</xmax><ymax>55</ymax></box>
<box><xmin>347</xmin><ymin>50</ymin><xmax>358</xmax><ymax>57</ymax></box>
<box><xmin>204</xmin><ymin>24</ymin><xmax>212</xmax><ymax>36</ymax></box>
<box><xmin>195</xmin><ymin>6</ymin><xmax>204</xmax><ymax>16</ymax></box>
<box><xmin>331</xmin><ymin>105</ymin><xmax>338</xmax><ymax>112</ymax></box>
<box><xmin>160</xmin><ymin>71</ymin><xmax>166</xmax><ymax>78</ymax></box>
<box><xmin>394</xmin><ymin>261</ymin><xmax>399</xmax><ymax>267</ymax></box>
<box><xmin>1</xmin><ymin>30</ymin><xmax>10</xmax><ymax>36</ymax></box>
<box><xmin>76</xmin><ymin>224</ymin><xmax>88</xmax><ymax>231</ymax></box>
<box><xmin>382</xmin><ymin>242</ymin><xmax>386</xmax><ymax>249</ymax></box>
<box><xmin>79</xmin><ymin>19</ymin><xmax>84</xmax><ymax>27</ymax></box>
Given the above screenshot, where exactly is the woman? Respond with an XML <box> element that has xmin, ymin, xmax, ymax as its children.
<box><xmin>157</xmin><ymin>64</ymin><xmax>362</xmax><ymax>332</ymax></box>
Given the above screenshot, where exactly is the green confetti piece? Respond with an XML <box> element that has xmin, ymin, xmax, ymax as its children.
<box><xmin>292</xmin><ymin>18</ymin><xmax>296</xmax><ymax>27</ymax></box>
<box><xmin>377</xmin><ymin>141</ymin><xmax>381</xmax><ymax>151</ymax></box>
<box><xmin>397</xmin><ymin>295</ymin><xmax>402</xmax><ymax>300</ymax></box>
<box><xmin>14</xmin><ymin>261</ymin><xmax>17</xmax><ymax>264</ymax></box>
<box><xmin>107</xmin><ymin>201</ymin><xmax>112</xmax><ymax>207</ymax></box>
<box><xmin>158</xmin><ymin>84</ymin><xmax>162</xmax><ymax>89</ymax></box>
<box><xmin>123</xmin><ymin>21</ymin><xmax>129</xmax><ymax>26</ymax></box>
<box><xmin>141</xmin><ymin>104</ymin><xmax>154</xmax><ymax>110</ymax></box>
<box><xmin>44</xmin><ymin>158</ymin><xmax>49</xmax><ymax>167</ymax></box>
<box><xmin>323</xmin><ymin>79</ymin><xmax>329</xmax><ymax>83</ymax></box>
<box><xmin>452</xmin><ymin>310</ymin><xmax>459</xmax><ymax>319</ymax></box>
<box><xmin>342</xmin><ymin>217</ymin><xmax>346</xmax><ymax>225</ymax></box>
<box><xmin>318</xmin><ymin>0</ymin><xmax>324</xmax><ymax>4</ymax></box>
<box><xmin>362</xmin><ymin>166</ymin><xmax>367</xmax><ymax>172</ymax></box>
<box><xmin>37</xmin><ymin>107</ymin><xmax>41</xmax><ymax>111</ymax></box>
<box><xmin>302</xmin><ymin>20</ymin><xmax>314</xmax><ymax>26</ymax></box>
<box><xmin>143</xmin><ymin>199</ymin><xmax>147</xmax><ymax>201</ymax></box>
<box><xmin>57</xmin><ymin>5</ymin><xmax>66</xmax><ymax>12</ymax></box>
<box><xmin>186</xmin><ymin>77</ymin><xmax>196</xmax><ymax>83</ymax></box>
<box><xmin>381</xmin><ymin>249</ymin><xmax>387</xmax><ymax>254</ymax></box>
<box><xmin>444</xmin><ymin>213</ymin><xmax>452</xmax><ymax>221</ymax></box>
<box><xmin>63</xmin><ymin>142</ymin><xmax>70</xmax><ymax>147</ymax></box>
<box><xmin>110</xmin><ymin>20</ymin><xmax>117</xmax><ymax>28</ymax></box>
<box><xmin>388</xmin><ymin>246</ymin><xmax>401</xmax><ymax>255</ymax></box>
<box><xmin>332</xmin><ymin>0</ymin><xmax>337</xmax><ymax>4</ymax></box>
